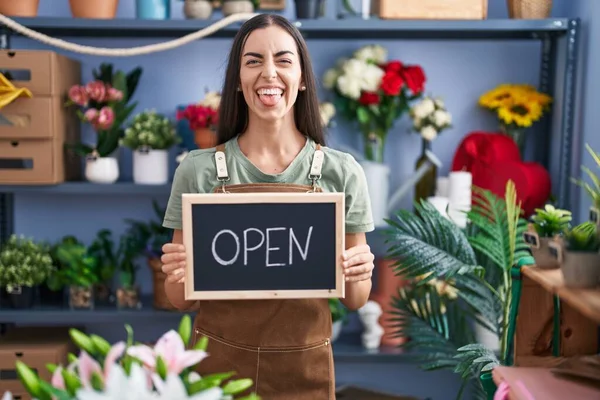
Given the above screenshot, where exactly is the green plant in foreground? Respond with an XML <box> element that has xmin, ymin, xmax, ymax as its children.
<box><xmin>565</xmin><ymin>221</ymin><xmax>600</xmax><ymax>252</ymax></box>
<box><xmin>531</xmin><ymin>204</ymin><xmax>572</xmax><ymax>237</ymax></box>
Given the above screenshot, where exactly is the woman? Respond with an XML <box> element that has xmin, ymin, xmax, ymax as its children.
<box><xmin>160</xmin><ymin>13</ymin><xmax>375</xmax><ymax>400</ymax></box>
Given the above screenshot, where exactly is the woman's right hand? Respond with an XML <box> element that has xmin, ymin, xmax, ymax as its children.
<box><xmin>161</xmin><ymin>243</ymin><xmax>187</xmax><ymax>284</ymax></box>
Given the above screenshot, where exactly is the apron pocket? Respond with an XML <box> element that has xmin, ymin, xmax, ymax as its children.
<box><xmin>257</xmin><ymin>340</ymin><xmax>333</xmax><ymax>400</ymax></box>
<box><xmin>193</xmin><ymin>328</ymin><xmax>259</xmax><ymax>396</ymax></box>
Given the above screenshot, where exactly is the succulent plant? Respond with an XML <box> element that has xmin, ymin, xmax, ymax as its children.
<box><xmin>531</xmin><ymin>204</ymin><xmax>572</xmax><ymax>237</ymax></box>
<box><xmin>565</xmin><ymin>221</ymin><xmax>600</xmax><ymax>252</ymax></box>
<box><xmin>120</xmin><ymin>109</ymin><xmax>180</xmax><ymax>151</ymax></box>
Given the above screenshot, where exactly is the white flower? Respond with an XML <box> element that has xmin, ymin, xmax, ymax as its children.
<box><xmin>416</xmin><ymin>97</ymin><xmax>436</xmax><ymax>117</ymax></box>
<box><xmin>76</xmin><ymin>363</ymin><xmax>154</xmax><ymax>400</ymax></box>
<box><xmin>322</xmin><ymin>68</ymin><xmax>339</xmax><ymax>90</ymax></box>
<box><xmin>154</xmin><ymin>373</ymin><xmax>223</xmax><ymax>400</ymax></box>
<box><xmin>319</xmin><ymin>102</ymin><xmax>336</xmax><ymax>126</ymax></box>
<box><xmin>434</xmin><ymin>97</ymin><xmax>445</xmax><ymax>108</ymax></box>
<box><xmin>421</xmin><ymin>125</ymin><xmax>438</xmax><ymax>141</ymax></box>
<box><xmin>2</xmin><ymin>391</ymin><xmax>13</xmax><ymax>400</ymax></box>
<box><xmin>433</xmin><ymin>110</ymin><xmax>451</xmax><ymax>127</ymax></box>
<box><xmin>336</xmin><ymin>74</ymin><xmax>362</xmax><ymax>100</ymax></box>
<box><xmin>362</xmin><ymin>63</ymin><xmax>385</xmax><ymax>92</ymax></box>
<box><xmin>199</xmin><ymin>91</ymin><xmax>221</xmax><ymax>110</ymax></box>
<box><xmin>354</xmin><ymin>45</ymin><xmax>387</xmax><ymax>64</ymax></box>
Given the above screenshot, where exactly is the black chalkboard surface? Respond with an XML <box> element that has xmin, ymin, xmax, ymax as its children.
<box><xmin>181</xmin><ymin>192</ymin><xmax>345</xmax><ymax>300</ymax></box>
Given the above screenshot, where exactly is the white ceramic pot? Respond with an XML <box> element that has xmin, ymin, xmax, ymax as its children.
<box><xmin>473</xmin><ymin>317</ymin><xmax>500</xmax><ymax>353</ymax></box>
<box><xmin>359</xmin><ymin>160</ymin><xmax>390</xmax><ymax>229</ymax></box>
<box><xmin>85</xmin><ymin>157</ymin><xmax>119</xmax><ymax>184</ymax></box>
<box><xmin>133</xmin><ymin>149</ymin><xmax>169</xmax><ymax>185</ymax></box>
<box><xmin>331</xmin><ymin>320</ymin><xmax>343</xmax><ymax>342</ymax></box>
<box><xmin>561</xmin><ymin>251</ymin><xmax>600</xmax><ymax>288</ymax></box>
<box><xmin>183</xmin><ymin>0</ymin><xmax>212</xmax><ymax>19</ymax></box>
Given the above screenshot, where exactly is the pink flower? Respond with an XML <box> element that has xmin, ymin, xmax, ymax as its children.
<box><xmin>68</xmin><ymin>85</ymin><xmax>88</xmax><ymax>106</ymax></box>
<box><xmin>84</xmin><ymin>108</ymin><xmax>98</xmax><ymax>122</ymax></box>
<box><xmin>96</xmin><ymin>107</ymin><xmax>115</xmax><ymax>130</ymax></box>
<box><xmin>50</xmin><ymin>366</ymin><xmax>66</xmax><ymax>390</ymax></box>
<box><xmin>86</xmin><ymin>80</ymin><xmax>107</xmax><ymax>102</ymax></box>
<box><xmin>107</xmin><ymin>87</ymin><xmax>123</xmax><ymax>102</ymax></box>
<box><xmin>127</xmin><ymin>330</ymin><xmax>207</xmax><ymax>376</ymax></box>
<box><xmin>76</xmin><ymin>341</ymin><xmax>126</xmax><ymax>389</ymax></box>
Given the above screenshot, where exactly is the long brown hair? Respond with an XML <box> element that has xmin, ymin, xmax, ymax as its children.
<box><xmin>216</xmin><ymin>13</ymin><xmax>325</xmax><ymax>146</ymax></box>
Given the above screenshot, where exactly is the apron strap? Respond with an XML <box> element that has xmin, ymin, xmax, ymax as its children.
<box><xmin>214</xmin><ymin>144</ymin><xmax>230</xmax><ymax>193</ymax></box>
<box><xmin>309</xmin><ymin>144</ymin><xmax>324</xmax><ymax>190</ymax></box>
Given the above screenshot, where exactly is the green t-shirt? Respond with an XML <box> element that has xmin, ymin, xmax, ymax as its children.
<box><xmin>162</xmin><ymin>136</ymin><xmax>375</xmax><ymax>234</ymax></box>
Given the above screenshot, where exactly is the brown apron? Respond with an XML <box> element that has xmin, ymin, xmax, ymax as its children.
<box><xmin>190</xmin><ymin>141</ymin><xmax>335</xmax><ymax>400</ymax></box>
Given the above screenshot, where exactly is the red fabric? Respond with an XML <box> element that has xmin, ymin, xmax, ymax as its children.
<box><xmin>451</xmin><ymin>131</ymin><xmax>551</xmax><ymax>217</ymax></box>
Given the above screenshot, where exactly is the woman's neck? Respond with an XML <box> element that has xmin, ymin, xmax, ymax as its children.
<box><xmin>238</xmin><ymin>113</ymin><xmax>306</xmax><ymax>157</ymax></box>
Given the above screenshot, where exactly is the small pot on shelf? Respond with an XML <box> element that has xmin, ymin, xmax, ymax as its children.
<box><xmin>194</xmin><ymin>127</ymin><xmax>217</xmax><ymax>149</ymax></box>
<box><xmin>6</xmin><ymin>285</ymin><xmax>35</xmax><ymax>309</ymax></box>
<box><xmin>69</xmin><ymin>0</ymin><xmax>119</xmax><ymax>18</ymax></box>
<box><xmin>69</xmin><ymin>285</ymin><xmax>95</xmax><ymax>310</ymax></box>
<box><xmin>0</xmin><ymin>0</ymin><xmax>40</xmax><ymax>16</ymax></box>
<box><xmin>183</xmin><ymin>0</ymin><xmax>213</xmax><ymax>19</ymax></box>
<box><xmin>549</xmin><ymin>224</ymin><xmax>600</xmax><ymax>288</ymax></box>
<box><xmin>221</xmin><ymin>0</ymin><xmax>254</xmax><ymax>16</ymax></box>
<box><xmin>116</xmin><ymin>286</ymin><xmax>142</xmax><ymax>309</ymax></box>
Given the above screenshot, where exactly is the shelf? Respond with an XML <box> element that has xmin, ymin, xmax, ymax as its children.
<box><xmin>0</xmin><ymin>182</ymin><xmax>171</xmax><ymax>195</ymax></box>
<box><xmin>492</xmin><ymin>365</ymin><xmax>600</xmax><ymax>400</ymax></box>
<box><xmin>1</xmin><ymin>17</ymin><xmax>573</xmax><ymax>40</ymax></box>
<box><xmin>521</xmin><ymin>266</ymin><xmax>600</xmax><ymax>324</ymax></box>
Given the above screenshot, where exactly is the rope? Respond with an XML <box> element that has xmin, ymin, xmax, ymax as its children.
<box><xmin>0</xmin><ymin>12</ymin><xmax>259</xmax><ymax>57</ymax></box>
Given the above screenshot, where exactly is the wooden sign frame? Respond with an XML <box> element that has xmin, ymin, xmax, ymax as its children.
<box><xmin>182</xmin><ymin>191</ymin><xmax>345</xmax><ymax>300</ymax></box>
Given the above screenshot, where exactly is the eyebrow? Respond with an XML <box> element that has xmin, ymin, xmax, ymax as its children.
<box><xmin>243</xmin><ymin>50</ymin><xmax>295</xmax><ymax>58</ymax></box>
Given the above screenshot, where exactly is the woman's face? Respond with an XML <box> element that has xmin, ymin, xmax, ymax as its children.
<box><xmin>239</xmin><ymin>25</ymin><xmax>304</xmax><ymax>123</ymax></box>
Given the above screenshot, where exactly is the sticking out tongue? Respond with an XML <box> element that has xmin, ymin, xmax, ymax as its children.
<box><xmin>259</xmin><ymin>93</ymin><xmax>282</xmax><ymax>107</ymax></box>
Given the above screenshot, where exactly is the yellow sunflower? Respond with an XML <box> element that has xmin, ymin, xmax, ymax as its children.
<box><xmin>497</xmin><ymin>95</ymin><xmax>544</xmax><ymax>128</ymax></box>
<box><xmin>478</xmin><ymin>84</ymin><xmax>516</xmax><ymax>109</ymax></box>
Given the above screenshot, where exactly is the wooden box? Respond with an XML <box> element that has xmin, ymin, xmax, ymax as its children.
<box><xmin>0</xmin><ymin>327</ymin><xmax>77</xmax><ymax>396</ymax></box>
<box><xmin>372</xmin><ymin>0</ymin><xmax>488</xmax><ymax>20</ymax></box>
<box><xmin>0</xmin><ymin>50</ymin><xmax>82</xmax><ymax>184</ymax></box>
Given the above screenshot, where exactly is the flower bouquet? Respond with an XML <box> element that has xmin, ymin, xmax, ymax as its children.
<box><xmin>478</xmin><ymin>83</ymin><xmax>552</xmax><ymax>154</ymax></box>
<box><xmin>3</xmin><ymin>315</ymin><xmax>259</xmax><ymax>400</ymax></box>
<box><xmin>177</xmin><ymin>102</ymin><xmax>220</xmax><ymax>150</ymax></box>
<box><xmin>409</xmin><ymin>96</ymin><xmax>452</xmax><ymax>142</ymax></box>
<box><xmin>65</xmin><ymin>63</ymin><xmax>143</xmax><ymax>159</ymax></box>
<box><xmin>323</xmin><ymin>44</ymin><xmax>426</xmax><ymax>162</ymax></box>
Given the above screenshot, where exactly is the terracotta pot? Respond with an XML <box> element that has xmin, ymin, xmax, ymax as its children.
<box><xmin>507</xmin><ymin>0</ymin><xmax>552</xmax><ymax>19</ymax></box>
<box><xmin>0</xmin><ymin>0</ymin><xmax>40</xmax><ymax>16</ymax></box>
<box><xmin>194</xmin><ymin>127</ymin><xmax>217</xmax><ymax>149</ymax></box>
<box><xmin>222</xmin><ymin>0</ymin><xmax>254</xmax><ymax>16</ymax></box>
<box><xmin>369</xmin><ymin>258</ymin><xmax>409</xmax><ymax>347</ymax></box>
<box><xmin>69</xmin><ymin>0</ymin><xmax>119</xmax><ymax>19</ymax></box>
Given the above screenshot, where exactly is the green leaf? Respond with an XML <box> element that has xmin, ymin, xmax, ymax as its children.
<box><xmin>38</xmin><ymin>381</ymin><xmax>72</xmax><ymax>400</ymax></box>
<box><xmin>222</xmin><ymin>378</ymin><xmax>253</xmax><ymax>395</ymax></box>
<box><xmin>195</xmin><ymin>335</ymin><xmax>209</xmax><ymax>351</ymax></box>
<box><xmin>62</xmin><ymin>368</ymin><xmax>81</xmax><ymax>396</ymax></box>
<box><xmin>16</xmin><ymin>361</ymin><xmax>48</xmax><ymax>400</ymax></box>
<box><xmin>356</xmin><ymin>106</ymin><xmax>370</xmax><ymax>125</ymax></box>
<box><xmin>178</xmin><ymin>315</ymin><xmax>192</xmax><ymax>346</ymax></box>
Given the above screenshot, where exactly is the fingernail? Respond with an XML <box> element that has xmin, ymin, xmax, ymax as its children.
<box><xmin>342</xmin><ymin>251</ymin><xmax>347</xmax><ymax>258</ymax></box>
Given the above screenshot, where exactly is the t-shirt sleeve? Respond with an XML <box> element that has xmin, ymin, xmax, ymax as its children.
<box><xmin>163</xmin><ymin>155</ymin><xmax>198</xmax><ymax>230</ymax></box>
<box><xmin>343</xmin><ymin>154</ymin><xmax>375</xmax><ymax>233</ymax></box>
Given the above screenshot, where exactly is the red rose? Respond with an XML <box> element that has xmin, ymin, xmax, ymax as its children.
<box><xmin>380</xmin><ymin>72</ymin><xmax>404</xmax><ymax>96</ymax></box>
<box><xmin>402</xmin><ymin>65</ymin><xmax>426</xmax><ymax>94</ymax></box>
<box><xmin>359</xmin><ymin>92</ymin><xmax>380</xmax><ymax>105</ymax></box>
<box><xmin>384</xmin><ymin>61</ymin><xmax>403</xmax><ymax>73</ymax></box>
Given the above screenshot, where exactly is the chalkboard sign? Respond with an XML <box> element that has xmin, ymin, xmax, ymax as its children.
<box><xmin>181</xmin><ymin>192</ymin><xmax>345</xmax><ymax>300</ymax></box>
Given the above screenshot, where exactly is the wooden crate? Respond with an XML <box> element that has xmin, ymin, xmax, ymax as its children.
<box><xmin>0</xmin><ymin>50</ymin><xmax>82</xmax><ymax>184</ymax></box>
<box><xmin>372</xmin><ymin>0</ymin><xmax>488</xmax><ymax>20</ymax></box>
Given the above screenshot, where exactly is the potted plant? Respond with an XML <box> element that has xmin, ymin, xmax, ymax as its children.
<box><xmin>136</xmin><ymin>0</ymin><xmax>170</xmax><ymax>19</ymax></box>
<box><xmin>69</xmin><ymin>0</ymin><xmax>119</xmax><ymax>19</ymax></box>
<box><xmin>9</xmin><ymin>316</ymin><xmax>258</xmax><ymax>400</ymax></box>
<box><xmin>0</xmin><ymin>235</ymin><xmax>54</xmax><ymax>309</ymax></box>
<box><xmin>551</xmin><ymin>222</ymin><xmax>600</xmax><ymax>288</ymax></box>
<box><xmin>52</xmin><ymin>236</ymin><xmax>102</xmax><ymax>310</ymax></box>
<box><xmin>329</xmin><ymin>298</ymin><xmax>347</xmax><ymax>342</ymax></box>
<box><xmin>124</xmin><ymin>200</ymin><xmax>175</xmax><ymax>310</ymax></box>
<box><xmin>65</xmin><ymin>63</ymin><xmax>142</xmax><ymax>184</ymax></box>
<box><xmin>572</xmin><ymin>143</ymin><xmax>600</xmax><ymax>225</ymax></box>
<box><xmin>0</xmin><ymin>0</ymin><xmax>40</xmax><ymax>16</ymax></box>
<box><xmin>294</xmin><ymin>0</ymin><xmax>324</xmax><ymax>19</ymax></box>
<box><xmin>180</xmin><ymin>0</ymin><xmax>213</xmax><ymax>18</ymax></box>
<box><xmin>221</xmin><ymin>0</ymin><xmax>257</xmax><ymax>16</ymax></box>
<box><xmin>115</xmin><ymin>233</ymin><xmax>143</xmax><ymax>309</ymax></box>
<box><xmin>322</xmin><ymin>44</ymin><xmax>425</xmax><ymax>227</ymax></box>
<box><xmin>177</xmin><ymin>102</ymin><xmax>219</xmax><ymax>149</ymax></box>
<box><xmin>524</xmin><ymin>204</ymin><xmax>572</xmax><ymax>269</ymax></box>
<box><xmin>121</xmin><ymin>109</ymin><xmax>180</xmax><ymax>185</ymax></box>
<box><xmin>87</xmin><ymin>229</ymin><xmax>119</xmax><ymax>305</ymax></box>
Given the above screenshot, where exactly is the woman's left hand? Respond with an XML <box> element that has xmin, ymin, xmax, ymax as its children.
<box><xmin>342</xmin><ymin>244</ymin><xmax>375</xmax><ymax>282</ymax></box>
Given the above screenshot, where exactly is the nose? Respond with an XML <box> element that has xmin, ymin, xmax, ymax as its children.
<box><xmin>261</xmin><ymin>60</ymin><xmax>277</xmax><ymax>79</ymax></box>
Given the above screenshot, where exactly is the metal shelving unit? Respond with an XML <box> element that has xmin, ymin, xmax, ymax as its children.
<box><xmin>0</xmin><ymin>17</ymin><xmax>583</xmax><ymax>350</ymax></box>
